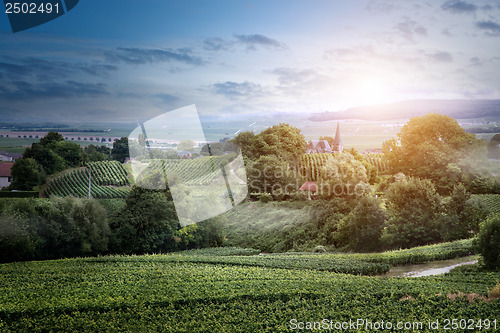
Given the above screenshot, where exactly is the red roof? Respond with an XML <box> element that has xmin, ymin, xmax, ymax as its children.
<box><xmin>0</xmin><ymin>162</ymin><xmax>13</xmax><ymax>177</ymax></box>
<box><xmin>299</xmin><ymin>181</ymin><xmax>318</xmax><ymax>192</ymax></box>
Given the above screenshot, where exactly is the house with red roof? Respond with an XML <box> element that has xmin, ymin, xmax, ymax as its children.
<box><xmin>0</xmin><ymin>162</ymin><xmax>14</xmax><ymax>189</ymax></box>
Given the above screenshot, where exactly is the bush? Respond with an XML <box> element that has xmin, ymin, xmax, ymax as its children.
<box><xmin>334</xmin><ymin>196</ymin><xmax>386</xmax><ymax>252</ymax></box>
<box><xmin>381</xmin><ymin>177</ymin><xmax>443</xmax><ymax>249</ymax></box>
<box><xmin>475</xmin><ymin>214</ymin><xmax>500</xmax><ymax>269</ymax></box>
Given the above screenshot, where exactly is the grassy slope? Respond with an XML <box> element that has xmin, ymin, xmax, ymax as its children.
<box><xmin>0</xmin><ymin>250</ymin><xmax>498</xmax><ymax>332</ymax></box>
<box><xmin>222</xmin><ymin>201</ymin><xmax>317</xmax><ymax>251</ymax></box>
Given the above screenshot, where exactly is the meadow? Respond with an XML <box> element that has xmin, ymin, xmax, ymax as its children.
<box><xmin>0</xmin><ymin>244</ymin><xmax>498</xmax><ymax>332</ymax></box>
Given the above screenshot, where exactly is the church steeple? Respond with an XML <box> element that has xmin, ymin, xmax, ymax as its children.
<box><xmin>332</xmin><ymin>122</ymin><xmax>343</xmax><ymax>153</ymax></box>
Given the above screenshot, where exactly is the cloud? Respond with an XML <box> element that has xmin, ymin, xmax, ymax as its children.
<box><xmin>202</xmin><ymin>37</ymin><xmax>233</xmax><ymax>51</ymax></box>
<box><xmin>366</xmin><ymin>1</ymin><xmax>400</xmax><ymax>13</ymax></box>
<box><xmin>475</xmin><ymin>20</ymin><xmax>500</xmax><ymax>36</ymax></box>
<box><xmin>153</xmin><ymin>93</ymin><xmax>180</xmax><ymax>104</ymax></box>
<box><xmin>441</xmin><ymin>0</ymin><xmax>477</xmax><ymax>13</ymax></box>
<box><xmin>77</xmin><ymin>63</ymin><xmax>119</xmax><ymax>77</ymax></box>
<box><xmin>427</xmin><ymin>51</ymin><xmax>453</xmax><ymax>63</ymax></box>
<box><xmin>396</xmin><ymin>17</ymin><xmax>427</xmax><ymax>41</ymax></box>
<box><xmin>0</xmin><ymin>80</ymin><xmax>109</xmax><ymax>101</ymax></box>
<box><xmin>212</xmin><ymin>81</ymin><xmax>263</xmax><ymax>99</ymax></box>
<box><xmin>234</xmin><ymin>34</ymin><xmax>288</xmax><ymax>50</ymax></box>
<box><xmin>469</xmin><ymin>57</ymin><xmax>483</xmax><ymax>66</ymax></box>
<box><xmin>266</xmin><ymin>68</ymin><xmax>318</xmax><ymax>86</ymax></box>
<box><xmin>106</xmin><ymin>47</ymin><xmax>204</xmax><ymax>65</ymax></box>
<box><xmin>0</xmin><ymin>57</ymin><xmax>118</xmax><ymax>81</ymax></box>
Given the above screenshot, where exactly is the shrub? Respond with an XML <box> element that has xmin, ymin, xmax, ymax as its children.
<box><xmin>381</xmin><ymin>177</ymin><xmax>443</xmax><ymax>249</ymax></box>
<box><xmin>334</xmin><ymin>196</ymin><xmax>386</xmax><ymax>252</ymax></box>
<box><xmin>475</xmin><ymin>214</ymin><xmax>500</xmax><ymax>269</ymax></box>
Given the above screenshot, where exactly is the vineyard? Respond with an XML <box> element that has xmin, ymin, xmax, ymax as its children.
<box><xmin>44</xmin><ymin>161</ymin><xmax>130</xmax><ymax>199</ymax></box>
<box><xmin>0</xmin><ymin>247</ymin><xmax>498</xmax><ymax>332</ymax></box>
<box><xmin>300</xmin><ymin>152</ymin><xmax>389</xmax><ymax>181</ymax></box>
<box><xmin>134</xmin><ymin>155</ymin><xmax>239</xmax><ymax>186</ymax></box>
<box><xmin>363</xmin><ymin>152</ymin><xmax>390</xmax><ymax>174</ymax></box>
<box><xmin>473</xmin><ymin>194</ymin><xmax>500</xmax><ymax>214</ymax></box>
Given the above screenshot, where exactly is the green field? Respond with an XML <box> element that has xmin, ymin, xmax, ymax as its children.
<box><xmin>0</xmin><ymin>245</ymin><xmax>498</xmax><ymax>332</ymax></box>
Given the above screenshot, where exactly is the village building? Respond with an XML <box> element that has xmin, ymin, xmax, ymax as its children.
<box><xmin>0</xmin><ymin>162</ymin><xmax>14</xmax><ymax>189</ymax></box>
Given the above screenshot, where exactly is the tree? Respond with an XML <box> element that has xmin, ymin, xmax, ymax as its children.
<box><xmin>232</xmin><ymin>131</ymin><xmax>256</xmax><ymax>159</ymax></box>
<box><xmin>487</xmin><ymin>134</ymin><xmax>500</xmax><ymax>159</ymax></box>
<box><xmin>84</xmin><ymin>144</ymin><xmax>111</xmax><ymax>162</ymax></box>
<box><xmin>381</xmin><ymin>177</ymin><xmax>443</xmax><ymax>249</ymax></box>
<box><xmin>475</xmin><ymin>214</ymin><xmax>500</xmax><ymax>269</ymax></box>
<box><xmin>39</xmin><ymin>131</ymin><xmax>64</xmax><ymax>146</ymax></box>
<box><xmin>111</xmin><ymin>137</ymin><xmax>129</xmax><ymax>163</ymax></box>
<box><xmin>247</xmin><ymin>155</ymin><xmax>297</xmax><ymax>196</ymax></box>
<box><xmin>233</xmin><ymin>124</ymin><xmax>306</xmax><ymax>167</ymax></box>
<box><xmin>251</xmin><ymin>123</ymin><xmax>306</xmax><ymax>167</ymax></box>
<box><xmin>317</xmin><ymin>152</ymin><xmax>371</xmax><ymax>200</ymax></box>
<box><xmin>23</xmin><ymin>143</ymin><xmax>66</xmax><ymax>175</ymax></box>
<box><xmin>10</xmin><ymin>158</ymin><xmax>45</xmax><ymax>191</ymax></box>
<box><xmin>334</xmin><ymin>196</ymin><xmax>386</xmax><ymax>252</ymax></box>
<box><xmin>442</xmin><ymin>184</ymin><xmax>490</xmax><ymax>241</ymax></box>
<box><xmin>319</xmin><ymin>136</ymin><xmax>334</xmax><ymax>148</ymax></box>
<box><xmin>49</xmin><ymin>141</ymin><xmax>84</xmax><ymax>167</ymax></box>
<box><xmin>109</xmin><ymin>186</ymin><xmax>179</xmax><ymax>254</ymax></box>
<box><xmin>200</xmin><ymin>142</ymin><xmax>224</xmax><ymax>156</ymax></box>
<box><xmin>382</xmin><ymin>113</ymin><xmax>484</xmax><ymax>194</ymax></box>
<box><xmin>178</xmin><ymin>140</ymin><xmax>195</xmax><ymax>151</ymax></box>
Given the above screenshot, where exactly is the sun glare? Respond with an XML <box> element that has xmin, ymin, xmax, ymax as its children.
<box><xmin>356</xmin><ymin>79</ymin><xmax>392</xmax><ymax>106</ymax></box>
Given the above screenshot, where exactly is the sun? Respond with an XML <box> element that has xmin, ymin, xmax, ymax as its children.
<box><xmin>357</xmin><ymin>79</ymin><xmax>391</xmax><ymax>106</ymax></box>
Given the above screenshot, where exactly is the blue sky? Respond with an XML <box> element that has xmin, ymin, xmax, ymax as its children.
<box><xmin>1</xmin><ymin>0</ymin><xmax>500</xmax><ymax>123</ymax></box>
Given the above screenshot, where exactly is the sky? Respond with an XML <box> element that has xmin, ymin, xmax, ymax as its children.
<box><xmin>1</xmin><ymin>0</ymin><xmax>500</xmax><ymax>123</ymax></box>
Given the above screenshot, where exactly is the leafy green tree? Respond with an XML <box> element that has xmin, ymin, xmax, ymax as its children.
<box><xmin>200</xmin><ymin>142</ymin><xmax>224</xmax><ymax>156</ymax></box>
<box><xmin>109</xmin><ymin>186</ymin><xmax>179</xmax><ymax>254</ymax></box>
<box><xmin>111</xmin><ymin>137</ymin><xmax>130</xmax><ymax>163</ymax></box>
<box><xmin>10</xmin><ymin>158</ymin><xmax>45</xmax><ymax>190</ymax></box>
<box><xmin>475</xmin><ymin>214</ymin><xmax>500</xmax><ymax>269</ymax></box>
<box><xmin>178</xmin><ymin>140</ymin><xmax>195</xmax><ymax>151</ymax></box>
<box><xmin>251</xmin><ymin>123</ymin><xmax>306</xmax><ymax>167</ymax></box>
<box><xmin>382</xmin><ymin>113</ymin><xmax>484</xmax><ymax>194</ymax></box>
<box><xmin>233</xmin><ymin>131</ymin><xmax>257</xmax><ymax>160</ymax></box>
<box><xmin>84</xmin><ymin>144</ymin><xmax>111</xmax><ymax>162</ymax></box>
<box><xmin>49</xmin><ymin>141</ymin><xmax>84</xmax><ymax>167</ymax></box>
<box><xmin>442</xmin><ymin>184</ymin><xmax>490</xmax><ymax>240</ymax></box>
<box><xmin>247</xmin><ymin>155</ymin><xmax>297</xmax><ymax>196</ymax></box>
<box><xmin>317</xmin><ymin>152</ymin><xmax>371</xmax><ymax>200</ymax></box>
<box><xmin>381</xmin><ymin>177</ymin><xmax>443</xmax><ymax>249</ymax></box>
<box><xmin>23</xmin><ymin>143</ymin><xmax>66</xmax><ymax>175</ymax></box>
<box><xmin>334</xmin><ymin>196</ymin><xmax>386</xmax><ymax>252</ymax></box>
<box><xmin>233</xmin><ymin>124</ymin><xmax>306</xmax><ymax>166</ymax></box>
<box><xmin>39</xmin><ymin>131</ymin><xmax>64</xmax><ymax>146</ymax></box>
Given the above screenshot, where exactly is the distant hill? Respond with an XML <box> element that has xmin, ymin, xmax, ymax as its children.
<box><xmin>309</xmin><ymin>100</ymin><xmax>500</xmax><ymax>121</ymax></box>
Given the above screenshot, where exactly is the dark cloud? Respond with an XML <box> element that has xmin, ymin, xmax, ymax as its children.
<box><xmin>396</xmin><ymin>17</ymin><xmax>427</xmax><ymax>41</ymax></box>
<box><xmin>202</xmin><ymin>38</ymin><xmax>232</xmax><ymax>51</ymax></box>
<box><xmin>78</xmin><ymin>64</ymin><xmax>119</xmax><ymax>77</ymax></box>
<box><xmin>153</xmin><ymin>93</ymin><xmax>180</xmax><ymax>104</ymax></box>
<box><xmin>234</xmin><ymin>34</ymin><xmax>287</xmax><ymax>50</ymax></box>
<box><xmin>212</xmin><ymin>81</ymin><xmax>262</xmax><ymax>99</ymax></box>
<box><xmin>475</xmin><ymin>20</ymin><xmax>500</xmax><ymax>36</ymax></box>
<box><xmin>469</xmin><ymin>57</ymin><xmax>483</xmax><ymax>66</ymax></box>
<box><xmin>0</xmin><ymin>57</ymin><xmax>118</xmax><ymax>82</ymax></box>
<box><xmin>106</xmin><ymin>47</ymin><xmax>204</xmax><ymax>65</ymax></box>
<box><xmin>0</xmin><ymin>80</ymin><xmax>108</xmax><ymax>101</ymax></box>
<box><xmin>427</xmin><ymin>51</ymin><xmax>453</xmax><ymax>63</ymax></box>
<box><xmin>441</xmin><ymin>0</ymin><xmax>477</xmax><ymax>13</ymax></box>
